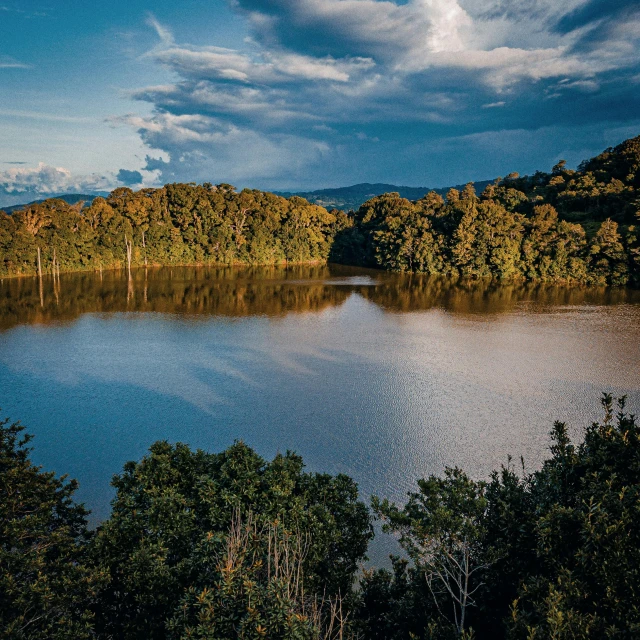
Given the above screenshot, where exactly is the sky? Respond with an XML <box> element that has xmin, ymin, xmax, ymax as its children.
<box><xmin>0</xmin><ymin>0</ymin><xmax>639</xmax><ymax>206</ymax></box>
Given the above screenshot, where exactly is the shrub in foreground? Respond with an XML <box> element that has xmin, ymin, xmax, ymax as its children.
<box><xmin>364</xmin><ymin>395</ymin><xmax>640</xmax><ymax>638</ymax></box>
<box><xmin>0</xmin><ymin>416</ymin><xmax>100</xmax><ymax>639</ymax></box>
<box><xmin>91</xmin><ymin>440</ymin><xmax>372</xmax><ymax>639</ymax></box>
<box><xmin>1</xmin><ymin>394</ymin><xmax>638</xmax><ymax>639</ymax></box>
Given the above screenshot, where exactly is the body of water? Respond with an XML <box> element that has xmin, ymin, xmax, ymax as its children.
<box><xmin>1</xmin><ymin>265</ymin><xmax>639</xmax><ymax>561</ymax></box>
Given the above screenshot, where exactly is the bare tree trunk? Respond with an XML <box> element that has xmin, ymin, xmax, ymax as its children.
<box><xmin>142</xmin><ymin>230</ymin><xmax>148</xmax><ymax>267</ymax></box>
<box><xmin>125</xmin><ymin>237</ymin><xmax>133</xmax><ymax>278</ymax></box>
<box><xmin>53</xmin><ymin>267</ymin><xmax>59</xmax><ymax>306</ymax></box>
<box><xmin>37</xmin><ymin>246</ymin><xmax>42</xmax><ymax>278</ymax></box>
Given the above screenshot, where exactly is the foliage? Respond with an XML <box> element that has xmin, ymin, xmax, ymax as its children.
<box><xmin>1</xmin><ymin>393</ymin><xmax>639</xmax><ymax>639</ymax></box>
<box><xmin>338</xmin><ymin>134</ymin><xmax>640</xmax><ymax>286</ymax></box>
<box><xmin>0</xmin><ymin>416</ymin><xmax>100</xmax><ymax>639</ymax></box>
<box><xmin>91</xmin><ymin>440</ymin><xmax>372</xmax><ymax>639</ymax></box>
<box><xmin>506</xmin><ymin>395</ymin><xmax>640</xmax><ymax>639</ymax></box>
<box><xmin>167</xmin><ymin>511</ymin><xmax>351</xmax><ymax>640</ymax></box>
<box><xmin>0</xmin><ymin>185</ymin><xmax>337</xmax><ymax>278</ymax></box>
<box><xmin>356</xmin><ymin>556</ymin><xmax>443</xmax><ymax>639</ymax></box>
<box><xmin>372</xmin><ymin>470</ymin><xmax>489</xmax><ymax>637</ymax></box>
<box><xmin>2</xmin><ymin>135</ymin><xmax>640</xmax><ymax>285</ymax></box>
<box><xmin>362</xmin><ymin>395</ymin><xmax>640</xmax><ymax>639</ymax></box>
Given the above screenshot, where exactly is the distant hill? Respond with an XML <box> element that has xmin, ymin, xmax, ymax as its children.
<box><xmin>2</xmin><ymin>182</ymin><xmax>497</xmax><ymax>215</ymax></box>
<box><xmin>277</xmin><ymin>180</ymin><xmax>494</xmax><ymax>210</ymax></box>
<box><xmin>2</xmin><ymin>193</ymin><xmax>109</xmax><ymax>214</ymax></box>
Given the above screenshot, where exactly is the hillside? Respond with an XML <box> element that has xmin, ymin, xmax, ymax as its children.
<box><xmin>277</xmin><ymin>180</ymin><xmax>493</xmax><ymax>210</ymax></box>
<box><xmin>2</xmin><ymin>193</ymin><xmax>108</xmax><ymax>214</ymax></box>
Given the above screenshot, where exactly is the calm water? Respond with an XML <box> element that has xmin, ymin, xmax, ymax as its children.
<box><xmin>1</xmin><ymin>265</ymin><xmax>639</xmax><ymax>561</ymax></box>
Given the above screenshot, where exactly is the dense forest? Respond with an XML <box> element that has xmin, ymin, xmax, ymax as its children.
<box><xmin>0</xmin><ymin>185</ymin><xmax>338</xmax><ymax>277</ymax></box>
<box><xmin>1</xmin><ymin>135</ymin><xmax>639</xmax><ymax>285</ymax></box>
<box><xmin>1</xmin><ymin>394</ymin><xmax>639</xmax><ymax>639</ymax></box>
<box><xmin>332</xmin><ymin>135</ymin><xmax>640</xmax><ymax>286</ymax></box>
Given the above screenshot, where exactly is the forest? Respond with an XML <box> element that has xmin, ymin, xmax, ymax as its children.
<box><xmin>1</xmin><ymin>393</ymin><xmax>639</xmax><ymax>639</ymax></box>
<box><xmin>1</xmin><ymin>135</ymin><xmax>639</xmax><ymax>286</ymax></box>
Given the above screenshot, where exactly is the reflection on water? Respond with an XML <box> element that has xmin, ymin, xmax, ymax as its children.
<box><xmin>2</xmin><ymin>264</ymin><xmax>639</xmax><ymax>331</ymax></box>
<box><xmin>0</xmin><ymin>265</ymin><xmax>639</xmax><ymax>564</ymax></box>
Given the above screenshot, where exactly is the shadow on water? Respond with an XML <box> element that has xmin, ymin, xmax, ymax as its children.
<box><xmin>2</xmin><ymin>264</ymin><xmax>639</xmax><ymax>332</ymax></box>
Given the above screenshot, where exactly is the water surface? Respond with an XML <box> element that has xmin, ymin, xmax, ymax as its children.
<box><xmin>1</xmin><ymin>265</ymin><xmax>639</xmax><ymax>561</ymax></box>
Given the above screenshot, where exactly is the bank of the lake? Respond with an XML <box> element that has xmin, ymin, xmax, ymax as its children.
<box><xmin>3</xmin><ymin>135</ymin><xmax>640</xmax><ymax>287</ymax></box>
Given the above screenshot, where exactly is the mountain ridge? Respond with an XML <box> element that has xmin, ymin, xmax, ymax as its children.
<box><xmin>2</xmin><ymin>182</ymin><xmax>494</xmax><ymax>214</ymax></box>
<box><xmin>2</xmin><ymin>193</ymin><xmax>109</xmax><ymax>214</ymax></box>
<box><xmin>276</xmin><ymin>180</ymin><xmax>494</xmax><ymax>210</ymax></box>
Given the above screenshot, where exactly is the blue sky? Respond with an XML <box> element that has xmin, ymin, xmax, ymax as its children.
<box><xmin>1</xmin><ymin>0</ymin><xmax>639</xmax><ymax>205</ymax></box>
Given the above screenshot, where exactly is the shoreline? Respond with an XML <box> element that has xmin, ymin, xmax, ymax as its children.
<box><xmin>0</xmin><ymin>259</ymin><xmax>330</xmax><ymax>281</ymax></box>
<box><xmin>1</xmin><ymin>262</ymin><xmax>634</xmax><ymax>289</ymax></box>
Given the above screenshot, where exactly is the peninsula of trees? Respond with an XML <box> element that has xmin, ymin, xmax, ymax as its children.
<box><xmin>1</xmin><ymin>135</ymin><xmax>639</xmax><ymax>286</ymax></box>
<box><xmin>2</xmin><ymin>394</ymin><xmax>639</xmax><ymax>638</ymax></box>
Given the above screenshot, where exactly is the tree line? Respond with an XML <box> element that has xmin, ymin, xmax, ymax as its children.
<box><xmin>1</xmin><ymin>394</ymin><xmax>639</xmax><ymax>639</ymax></box>
<box><xmin>1</xmin><ymin>135</ymin><xmax>640</xmax><ymax>286</ymax></box>
<box><xmin>332</xmin><ymin>135</ymin><xmax>640</xmax><ymax>286</ymax></box>
<box><xmin>0</xmin><ymin>185</ymin><xmax>340</xmax><ymax>278</ymax></box>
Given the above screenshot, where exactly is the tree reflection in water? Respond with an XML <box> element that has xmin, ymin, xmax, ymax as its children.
<box><xmin>2</xmin><ymin>264</ymin><xmax>638</xmax><ymax>332</ymax></box>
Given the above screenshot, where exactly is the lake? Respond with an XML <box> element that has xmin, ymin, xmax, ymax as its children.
<box><xmin>1</xmin><ymin>265</ymin><xmax>639</xmax><ymax>562</ymax></box>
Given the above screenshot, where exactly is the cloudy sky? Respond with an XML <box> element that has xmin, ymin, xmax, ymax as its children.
<box><xmin>0</xmin><ymin>0</ymin><xmax>639</xmax><ymax>205</ymax></box>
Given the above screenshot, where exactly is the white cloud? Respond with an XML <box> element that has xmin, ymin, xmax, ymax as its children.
<box><xmin>0</xmin><ymin>109</ymin><xmax>92</xmax><ymax>123</ymax></box>
<box><xmin>146</xmin><ymin>12</ymin><xmax>174</xmax><ymax>46</ymax></box>
<box><xmin>0</xmin><ymin>163</ymin><xmax>112</xmax><ymax>200</ymax></box>
<box><xmin>146</xmin><ymin>37</ymin><xmax>375</xmax><ymax>84</ymax></box>
<box><xmin>0</xmin><ymin>55</ymin><xmax>30</xmax><ymax>69</ymax></box>
<box><xmin>232</xmin><ymin>0</ymin><xmax>639</xmax><ymax>89</ymax></box>
<box><xmin>110</xmin><ymin>1</ymin><xmax>640</xmax><ymax>189</ymax></box>
<box><xmin>239</xmin><ymin>0</ymin><xmax>472</xmax><ymax>60</ymax></box>
<box><xmin>113</xmin><ymin>112</ymin><xmax>331</xmax><ymax>186</ymax></box>
<box><xmin>422</xmin><ymin>46</ymin><xmax>614</xmax><ymax>90</ymax></box>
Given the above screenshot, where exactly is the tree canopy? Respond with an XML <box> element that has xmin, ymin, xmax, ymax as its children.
<box><xmin>2</xmin><ymin>135</ymin><xmax>640</xmax><ymax>286</ymax></box>
<box><xmin>0</xmin><ymin>416</ymin><xmax>100</xmax><ymax>639</ymax></box>
<box><xmin>2</xmin><ymin>394</ymin><xmax>639</xmax><ymax>638</ymax></box>
<box><xmin>363</xmin><ymin>395</ymin><xmax>640</xmax><ymax>638</ymax></box>
<box><xmin>0</xmin><ymin>185</ymin><xmax>338</xmax><ymax>278</ymax></box>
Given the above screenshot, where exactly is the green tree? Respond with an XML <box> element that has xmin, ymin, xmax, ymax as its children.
<box><xmin>167</xmin><ymin>511</ymin><xmax>350</xmax><ymax>640</ymax></box>
<box><xmin>363</xmin><ymin>395</ymin><xmax>640</xmax><ymax>639</ymax></box>
<box><xmin>589</xmin><ymin>218</ymin><xmax>629</xmax><ymax>285</ymax></box>
<box><xmin>91</xmin><ymin>441</ymin><xmax>372</xmax><ymax>639</ymax></box>
<box><xmin>0</xmin><ymin>416</ymin><xmax>99</xmax><ymax>639</ymax></box>
<box><xmin>373</xmin><ymin>469</ymin><xmax>489</xmax><ymax>637</ymax></box>
<box><xmin>506</xmin><ymin>396</ymin><xmax>640</xmax><ymax>638</ymax></box>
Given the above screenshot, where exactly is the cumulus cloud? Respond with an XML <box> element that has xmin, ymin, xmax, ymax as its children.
<box><xmin>235</xmin><ymin>0</ymin><xmax>471</xmax><ymax>59</ymax></box>
<box><xmin>113</xmin><ymin>111</ymin><xmax>330</xmax><ymax>185</ymax></box>
<box><xmin>0</xmin><ymin>163</ymin><xmax>112</xmax><ymax>207</ymax></box>
<box><xmin>115</xmin><ymin>1</ymin><xmax>640</xmax><ymax>189</ymax></box>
